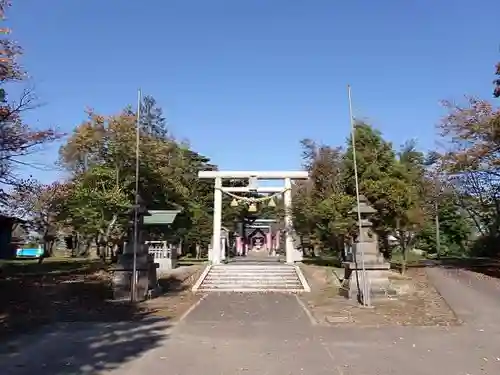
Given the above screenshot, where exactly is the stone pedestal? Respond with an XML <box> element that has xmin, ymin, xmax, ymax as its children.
<box><xmin>342</xmin><ymin>241</ymin><xmax>394</xmax><ymax>300</ymax></box>
<box><xmin>285</xmin><ymin>231</ymin><xmax>303</xmax><ymax>263</ymax></box>
<box><xmin>342</xmin><ymin>261</ymin><xmax>392</xmax><ymax>300</ymax></box>
<box><xmin>207</xmin><ymin>244</ymin><xmax>213</xmax><ymax>262</ymax></box>
<box><xmin>112</xmin><ymin>243</ymin><xmax>160</xmax><ymax>302</ymax></box>
<box><xmin>292</xmin><ymin>247</ymin><xmax>303</xmax><ymax>262</ymax></box>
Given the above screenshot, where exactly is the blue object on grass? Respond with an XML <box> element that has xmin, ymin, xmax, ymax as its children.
<box><xmin>16</xmin><ymin>247</ymin><xmax>43</xmax><ymax>258</ymax></box>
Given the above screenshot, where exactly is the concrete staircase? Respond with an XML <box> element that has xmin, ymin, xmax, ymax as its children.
<box><xmin>192</xmin><ymin>263</ymin><xmax>311</xmax><ymax>293</ymax></box>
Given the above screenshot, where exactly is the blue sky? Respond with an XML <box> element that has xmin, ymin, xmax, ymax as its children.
<box><xmin>8</xmin><ymin>0</ymin><xmax>499</xmax><ymax>184</ymax></box>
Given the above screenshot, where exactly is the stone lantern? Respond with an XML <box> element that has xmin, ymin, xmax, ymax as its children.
<box><xmin>112</xmin><ymin>195</ymin><xmax>159</xmax><ymax>302</ymax></box>
<box><xmin>348</xmin><ymin>195</ymin><xmax>383</xmax><ymax>261</ymax></box>
<box><xmin>342</xmin><ymin>195</ymin><xmax>392</xmax><ymax>300</ymax></box>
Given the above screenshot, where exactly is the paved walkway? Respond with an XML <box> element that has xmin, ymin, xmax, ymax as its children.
<box><xmin>1</xmin><ymin>267</ymin><xmax>500</xmax><ymax>374</ymax></box>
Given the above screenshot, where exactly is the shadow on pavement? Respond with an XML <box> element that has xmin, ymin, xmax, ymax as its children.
<box><xmin>0</xmin><ymin>316</ymin><xmax>170</xmax><ymax>375</ymax></box>
<box><xmin>0</xmin><ymin>263</ymin><xmax>208</xmax><ymax>374</ymax></box>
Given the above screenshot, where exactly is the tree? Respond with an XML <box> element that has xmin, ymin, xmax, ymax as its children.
<box><xmin>342</xmin><ymin>122</ymin><xmax>402</xmax><ymax>257</ymax></box>
<box><xmin>62</xmin><ymin>166</ymin><xmax>130</xmax><ymax>260</ymax></box>
<box><xmin>390</xmin><ymin>141</ymin><xmax>428</xmax><ymax>272</ymax></box>
<box><xmin>296</xmin><ymin>122</ymin><xmax>434</xmax><ymax>270</ymax></box>
<box><xmin>417</xmin><ymin>193</ymin><xmax>471</xmax><ymax>257</ymax></box>
<box><xmin>140</xmin><ymin>95</ymin><xmax>169</xmax><ymax>139</ymax></box>
<box><xmin>416</xmin><ymin>154</ymin><xmax>473</xmax><ymax>258</ymax></box>
<box><xmin>0</xmin><ymin>2</ymin><xmax>60</xmax><ymax>204</ymax></box>
<box><xmin>6</xmin><ymin>180</ymin><xmax>70</xmax><ymax>261</ymax></box>
<box><xmin>292</xmin><ymin>139</ymin><xmax>355</xmax><ymax>257</ymax></box>
<box><xmin>438</xmin><ymin>97</ymin><xmax>500</xmax><ymax>255</ymax></box>
<box><xmin>169</xmin><ymin>149</ymin><xmax>216</xmax><ymax>255</ymax></box>
<box><xmin>57</xmin><ymin>100</ymin><xmax>217</xmax><ymax>258</ymax></box>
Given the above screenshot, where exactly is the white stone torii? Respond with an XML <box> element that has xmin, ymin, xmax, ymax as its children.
<box><xmin>198</xmin><ymin>170</ymin><xmax>309</xmax><ymax>264</ymax></box>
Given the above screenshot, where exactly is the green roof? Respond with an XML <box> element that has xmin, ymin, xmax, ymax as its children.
<box><xmin>144</xmin><ymin>210</ymin><xmax>181</xmax><ymax>225</ymax></box>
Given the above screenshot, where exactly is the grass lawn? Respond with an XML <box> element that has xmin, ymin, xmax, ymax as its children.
<box><xmin>301</xmin><ymin>256</ymin><xmax>342</xmax><ymax>268</ymax></box>
<box><xmin>0</xmin><ymin>256</ymin><xmax>113</xmax><ymax>339</ymax></box>
<box><xmin>390</xmin><ymin>251</ymin><xmax>426</xmax><ymax>266</ymax></box>
<box><xmin>177</xmin><ymin>257</ymin><xmax>208</xmax><ymax>266</ymax></box>
<box><xmin>0</xmin><ymin>257</ymin><xmax>106</xmax><ymax>277</ymax></box>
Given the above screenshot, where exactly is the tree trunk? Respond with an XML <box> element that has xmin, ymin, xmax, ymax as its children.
<box><xmin>70</xmin><ymin>233</ymin><xmax>78</xmax><ymax>257</ymax></box>
<box><xmin>177</xmin><ymin>240</ymin><xmax>183</xmax><ymax>257</ymax></box>
<box><xmin>102</xmin><ymin>214</ymin><xmax>118</xmax><ymax>263</ymax></box>
<box><xmin>401</xmin><ymin>248</ymin><xmax>407</xmax><ymax>275</ymax></box>
<box><xmin>38</xmin><ymin>240</ymin><xmax>54</xmax><ymax>264</ymax></box>
<box><xmin>379</xmin><ymin>232</ymin><xmax>391</xmax><ymax>260</ymax></box>
<box><xmin>79</xmin><ymin>237</ymin><xmax>92</xmax><ymax>257</ymax></box>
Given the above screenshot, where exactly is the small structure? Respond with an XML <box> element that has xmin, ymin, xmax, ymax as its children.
<box><xmin>16</xmin><ymin>245</ymin><xmax>43</xmax><ymax>258</ymax></box>
<box><xmin>144</xmin><ymin>209</ymin><xmax>181</xmax><ymax>274</ymax></box>
<box><xmin>247</xmin><ymin>227</ymin><xmax>266</xmax><ymax>251</ymax></box>
<box><xmin>146</xmin><ymin>241</ymin><xmax>177</xmax><ymax>274</ymax></box>
<box><xmin>0</xmin><ymin>214</ymin><xmax>27</xmax><ymax>259</ymax></box>
<box><xmin>342</xmin><ymin>195</ymin><xmax>393</xmax><ymax>301</ymax></box>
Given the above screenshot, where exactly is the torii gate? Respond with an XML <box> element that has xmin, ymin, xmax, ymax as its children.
<box><xmin>198</xmin><ymin>170</ymin><xmax>309</xmax><ymax>264</ymax></box>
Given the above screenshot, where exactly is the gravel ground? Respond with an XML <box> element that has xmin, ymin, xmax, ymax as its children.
<box><xmin>299</xmin><ymin>265</ymin><xmax>460</xmax><ymax>327</ymax></box>
<box><xmin>142</xmin><ymin>265</ymin><xmax>205</xmax><ymax>320</ymax></box>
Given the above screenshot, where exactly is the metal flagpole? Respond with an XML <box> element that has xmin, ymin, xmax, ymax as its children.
<box><xmin>131</xmin><ymin>88</ymin><xmax>142</xmax><ymax>303</ymax></box>
<box><xmin>347</xmin><ymin>85</ymin><xmax>371</xmax><ymax>308</ymax></box>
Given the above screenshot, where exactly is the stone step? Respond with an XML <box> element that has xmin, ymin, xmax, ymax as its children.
<box><xmin>213</xmin><ymin>265</ymin><xmax>294</xmax><ymax>271</ymax></box>
<box><xmin>211</xmin><ymin>266</ymin><xmax>295</xmax><ymax>271</ymax></box>
<box><xmin>210</xmin><ymin>268</ymin><xmax>296</xmax><ymax>272</ymax></box>
<box><xmin>212</xmin><ymin>272</ymin><xmax>295</xmax><ymax>274</ymax></box>
<box><xmin>202</xmin><ymin>280</ymin><xmax>301</xmax><ymax>284</ymax></box>
<box><xmin>210</xmin><ymin>271</ymin><xmax>296</xmax><ymax>277</ymax></box>
<box><xmin>201</xmin><ymin>276</ymin><xmax>299</xmax><ymax>281</ymax></box>
<box><xmin>205</xmin><ymin>274</ymin><xmax>300</xmax><ymax>278</ymax></box>
<box><xmin>205</xmin><ymin>272</ymin><xmax>297</xmax><ymax>279</ymax></box>
<box><xmin>197</xmin><ymin>287</ymin><xmax>305</xmax><ymax>293</ymax></box>
<box><xmin>203</xmin><ymin>279</ymin><xmax>302</xmax><ymax>285</ymax></box>
<box><xmin>201</xmin><ymin>285</ymin><xmax>303</xmax><ymax>290</ymax></box>
<box><xmin>199</xmin><ymin>285</ymin><xmax>302</xmax><ymax>289</ymax></box>
<box><xmin>193</xmin><ymin>264</ymin><xmax>310</xmax><ymax>293</ymax></box>
<box><xmin>210</xmin><ymin>272</ymin><xmax>297</xmax><ymax>278</ymax></box>
<box><xmin>211</xmin><ymin>266</ymin><xmax>296</xmax><ymax>270</ymax></box>
<box><xmin>205</xmin><ymin>275</ymin><xmax>299</xmax><ymax>279</ymax></box>
<box><xmin>213</xmin><ymin>263</ymin><xmax>291</xmax><ymax>266</ymax></box>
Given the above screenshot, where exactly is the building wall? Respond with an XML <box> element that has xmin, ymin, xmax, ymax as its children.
<box><xmin>0</xmin><ymin>217</ymin><xmax>15</xmax><ymax>259</ymax></box>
